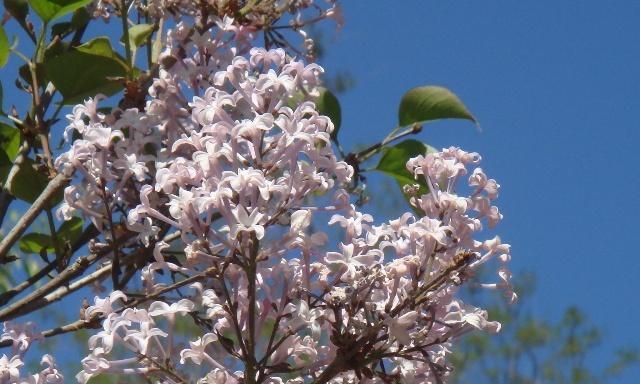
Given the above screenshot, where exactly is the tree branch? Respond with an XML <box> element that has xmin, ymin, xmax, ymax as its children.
<box><xmin>0</xmin><ymin>173</ymin><xmax>69</xmax><ymax>263</ymax></box>
<box><xmin>0</xmin><ymin>264</ymin><xmax>216</xmax><ymax>349</ymax></box>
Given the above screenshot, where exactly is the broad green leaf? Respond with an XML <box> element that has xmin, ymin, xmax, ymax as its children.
<box><xmin>44</xmin><ymin>38</ymin><xmax>68</xmax><ymax>61</ymax></box>
<box><xmin>0</xmin><ymin>25</ymin><xmax>9</xmax><ymax>68</ymax></box>
<box><xmin>19</xmin><ymin>233</ymin><xmax>53</xmax><ymax>253</ymax></box>
<box><xmin>0</xmin><ymin>123</ymin><xmax>21</xmax><ymax>182</ymax></box>
<box><xmin>287</xmin><ymin>87</ymin><xmax>342</xmax><ymax>138</ymax></box>
<box><xmin>398</xmin><ymin>85</ymin><xmax>477</xmax><ymax>127</ymax></box>
<box><xmin>50</xmin><ymin>21</ymin><xmax>73</xmax><ymax>37</ymax></box>
<box><xmin>0</xmin><ymin>123</ymin><xmax>21</xmax><ymax>162</ymax></box>
<box><xmin>51</xmin><ymin>8</ymin><xmax>89</xmax><ymax>37</ymax></box>
<box><xmin>123</xmin><ymin>24</ymin><xmax>154</xmax><ymax>49</ymax></box>
<box><xmin>4</xmin><ymin>0</ymin><xmax>29</xmax><ymax>23</ymax></box>
<box><xmin>376</xmin><ymin>139</ymin><xmax>436</xmax><ymax>189</ymax></box>
<box><xmin>44</xmin><ymin>37</ymin><xmax>128</xmax><ymax>104</ymax></box>
<box><xmin>71</xmin><ymin>7</ymin><xmax>90</xmax><ymax>28</ymax></box>
<box><xmin>10</xmin><ymin>158</ymin><xmax>62</xmax><ymax>206</ymax></box>
<box><xmin>17</xmin><ymin>217</ymin><xmax>82</xmax><ymax>254</ymax></box>
<box><xmin>375</xmin><ymin>140</ymin><xmax>437</xmax><ymax>212</ymax></box>
<box><xmin>57</xmin><ymin>216</ymin><xmax>83</xmax><ymax>244</ymax></box>
<box><xmin>0</xmin><ymin>266</ymin><xmax>14</xmax><ymax>291</ymax></box>
<box><xmin>76</xmin><ymin>37</ymin><xmax>120</xmax><ymax>58</ymax></box>
<box><xmin>315</xmin><ymin>88</ymin><xmax>342</xmax><ymax>140</ymax></box>
<box><xmin>86</xmin><ymin>374</ymin><xmax>118</xmax><ymax>384</ymax></box>
<box><xmin>28</xmin><ymin>0</ymin><xmax>92</xmax><ymax>22</ymax></box>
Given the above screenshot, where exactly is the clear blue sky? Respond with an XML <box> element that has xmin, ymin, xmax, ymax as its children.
<box><xmin>321</xmin><ymin>1</ymin><xmax>640</xmax><ymax>380</ymax></box>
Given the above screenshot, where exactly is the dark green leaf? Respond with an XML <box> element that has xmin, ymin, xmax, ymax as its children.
<box><xmin>43</xmin><ymin>38</ymin><xmax>68</xmax><ymax>61</ymax></box>
<box><xmin>28</xmin><ymin>0</ymin><xmax>92</xmax><ymax>22</ymax></box>
<box><xmin>71</xmin><ymin>7</ymin><xmax>90</xmax><ymax>28</ymax></box>
<box><xmin>50</xmin><ymin>21</ymin><xmax>73</xmax><ymax>37</ymax></box>
<box><xmin>0</xmin><ymin>25</ymin><xmax>9</xmax><ymax>68</ymax></box>
<box><xmin>44</xmin><ymin>37</ymin><xmax>128</xmax><ymax>104</ymax></box>
<box><xmin>18</xmin><ymin>62</ymin><xmax>47</xmax><ymax>91</ymax></box>
<box><xmin>0</xmin><ymin>266</ymin><xmax>14</xmax><ymax>291</ymax></box>
<box><xmin>314</xmin><ymin>87</ymin><xmax>341</xmax><ymax>140</ymax></box>
<box><xmin>19</xmin><ymin>233</ymin><xmax>53</xmax><ymax>253</ymax></box>
<box><xmin>4</xmin><ymin>0</ymin><xmax>29</xmax><ymax>23</ymax></box>
<box><xmin>10</xmin><ymin>158</ymin><xmax>62</xmax><ymax>206</ymax></box>
<box><xmin>51</xmin><ymin>8</ymin><xmax>89</xmax><ymax>37</ymax></box>
<box><xmin>287</xmin><ymin>87</ymin><xmax>341</xmax><ymax>139</ymax></box>
<box><xmin>4</xmin><ymin>0</ymin><xmax>31</xmax><ymax>46</ymax></box>
<box><xmin>18</xmin><ymin>217</ymin><xmax>82</xmax><ymax>254</ymax></box>
<box><xmin>0</xmin><ymin>123</ymin><xmax>21</xmax><ymax>162</ymax></box>
<box><xmin>376</xmin><ymin>139</ymin><xmax>436</xmax><ymax>190</ymax></box>
<box><xmin>0</xmin><ymin>123</ymin><xmax>21</xmax><ymax>182</ymax></box>
<box><xmin>76</xmin><ymin>37</ymin><xmax>120</xmax><ymax>58</ymax></box>
<box><xmin>398</xmin><ymin>85</ymin><xmax>477</xmax><ymax>127</ymax></box>
<box><xmin>375</xmin><ymin>140</ymin><xmax>437</xmax><ymax>212</ymax></box>
<box><xmin>57</xmin><ymin>216</ymin><xmax>83</xmax><ymax>243</ymax></box>
<box><xmin>123</xmin><ymin>24</ymin><xmax>154</xmax><ymax>49</ymax></box>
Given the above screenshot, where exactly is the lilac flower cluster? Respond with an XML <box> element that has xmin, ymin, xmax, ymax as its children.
<box><xmin>0</xmin><ymin>322</ymin><xmax>63</xmax><ymax>383</ymax></box>
<box><xmin>90</xmin><ymin>0</ymin><xmax>342</xmax><ymax>60</ymax></box>
<box><xmin>51</xmin><ymin>46</ymin><xmax>514</xmax><ymax>382</ymax></box>
<box><xmin>0</xmin><ymin>2</ymin><xmax>514</xmax><ymax>382</ymax></box>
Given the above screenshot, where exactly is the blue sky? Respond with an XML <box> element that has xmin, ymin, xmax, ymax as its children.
<box><xmin>320</xmin><ymin>0</ymin><xmax>640</xmax><ymax>380</ymax></box>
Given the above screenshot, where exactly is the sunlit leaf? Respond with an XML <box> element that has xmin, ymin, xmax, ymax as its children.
<box><xmin>287</xmin><ymin>87</ymin><xmax>341</xmax><ymax>140</ymax></box>
<box><xmin>0</xmin><ymin>123</ymin><xmax>21</xmax><ymax>182</ymax></box>
<box><xmin>315</xmin><ymin>88</ymin><xmax>341</xmax><ymax>140</ymax></box>
<box><xmin>0</xmin><ymin>25</ymin><xmax>9</xmax><ymax>68</ymax></box>
<box><xmin>19</xmin><ymin>233</ymin><xmax>53</xmax><ymax>253</ymax></box>
<box><xmin>398</xmin><ymin>85</ymin><xmax>477</xmax><ymax>127</ymax></box>
<box><xmin>28</xmin><ymin>0</ymin><xmax>92</xmax><ymax>22</ymax></box>
<box><xmin>44</xmin><ymin>37</ymin><xmax>128</xmax><ymax>104</ymax></box>
<box><xmin>57</xmin><ymin>216</ymin><xmax>83</xmax><ymax>244</ymax></box>
<box><xmin>123</xmin><ymin>23</ymin><xmax>154</xmax><ymax>49</ymax></box>
<box><xmin>0</xmin><ymin>123</ymin><xmax>21</xmax><ymax>163</ymax></box>
<box><xmin>375</xmin><ymin>139</ymin><xmax>437</xmax><ymax>212</ymax></box>
<box><xmin>375</xmin><ymin>139</ymin><xmax>436</xmax><ymax>191</ymax></box>
<box><xmin>10</xmin><ymin>158</ymin><xmax>62</xmax><ymax>206</ymax></box>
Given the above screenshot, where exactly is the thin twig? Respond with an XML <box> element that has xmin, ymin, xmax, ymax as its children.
<box><xmin>0</xmin><ymin>264</ymin><xmax>217</xmax><ymax>349</ymax></box>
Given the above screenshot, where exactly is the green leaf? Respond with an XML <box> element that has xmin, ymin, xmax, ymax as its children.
<box><xmin>28</xmin><ymin>0</ymin><xmax>92</xmax><ymax>22</ymax></box>
<box><xmin>19</xmin><ymin>233</ymin><xmax>53</xmax><ymax>253</ymax></box>
<box><xmin>4</xmin><ymin>0</ymin><xmax>31</xmax><ymax>39</ymax></box>
<box><xmin>10</xmin><ymin>158</ymin><xmax>62</xmax><ymax>206</ymax></box>
<box><xmin>0</xmin><ymin>123</ymin><xmax>21</xmax><ymax>162</ymax></box>
<box><xmin>314</xmin><ymin>88</ymin><xmax>342</xmax><ymax>140</ymax></box>
<box><xmin>44</xmin><ymin>37</ymin><xmax>128</xmax><ymax>104</ymax></box>
<box><xmin>76</xmin><ymin>37</ymin><xmax>120</xmax><ymax>58</ymax></box>
<box><xmin>287</xmin><ymin>87</ymin><xmax>342</xmax><ymax>139</ymax></box>
<box><xmin>0</xmin><ymin>123</ymin><xmax>21</xmax><ymax>182</ymax></box>
<box><xmin>0</xmin><ymin>266</ymin><xmax>14</xmax><ymax>291</ymax></box>
<box><xmin>70</xmin><ymin>7</ymin><xmax>90</xmax><ymax>28</ymax></box>
<box><xmin>18</xmin><ymin>217</ymin><xmax>82</xmax><ymax>254</ymax></box>
<box><xmin>398</xmin><ymin>85</ymin><xmax>477</xmax><ymax>127</ymax></box>
<box><xmin>123</xmin><ymin>24</ymin><xmax>154</xmax><ymax>49</ymax></box>
<box><xmin>376</xmin><ymin>139</ymin><xmax>436</xmax><ymax>189</ymax></box>
<box><xmin>57</xmin><ymin>216</ymin><xmax>83</xmax><ymax>243</ymax></box>
<box><xmin>375</xmin><ymin>140</ymin><xmax>437</xmax><ymax>212</ymax></box>
<box><xmin>51</xmin><ymin>8</ymin><xmax>89</xmax><ymax>37</ymax></box>
<box><xmin>4</xmin><ymin>0</ymin><xmax>29</xmax><ymax>23</ymax></box>
<box><xmin>50</xmin><ymin>21</ymin><xmax>73</xmax><ymax>37</ymax></box>
<box><xmin>0</xmin><ymin>25</ymin><xmax>9</xmax><ymax>68</ymax></box>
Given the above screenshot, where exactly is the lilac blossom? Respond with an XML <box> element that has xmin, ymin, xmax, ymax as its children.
<box><xmin>48</xmin><ymin>4</ymin><xmax>514</xmax><ymax>380</ymax></box>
